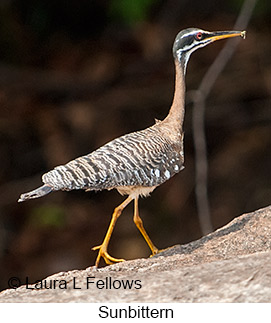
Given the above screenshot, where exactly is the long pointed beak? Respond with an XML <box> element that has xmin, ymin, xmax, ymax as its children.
<box><xmin>207</xmin><ymin>30</ymin><xmax>246</xmax><ymax>42</ymax></box>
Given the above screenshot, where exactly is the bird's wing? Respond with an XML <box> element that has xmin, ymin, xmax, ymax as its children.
<box><xmin>42</xmin><ymin>125</ymin><xmax>184</xmax><ymax>191</ymax></box>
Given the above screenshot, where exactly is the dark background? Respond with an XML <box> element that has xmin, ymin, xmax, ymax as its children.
<box><xmin>0</xmin><ymin>0</ymin><xmax>270</xmax><ymax>291</ymax></box>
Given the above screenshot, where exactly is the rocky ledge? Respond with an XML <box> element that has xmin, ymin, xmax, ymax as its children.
<box><xmin>1</xmin><ymin>205</ymin><xmax>270</xmax><ymax>302</ymax></box>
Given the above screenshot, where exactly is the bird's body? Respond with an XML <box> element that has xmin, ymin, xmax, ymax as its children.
<box><xmin>18</xmin><ymin>28</ymin><xmax>245</xmax><ymax>267</ymax></box>
<box><xmin>42</xmin><ymin>120</ymin><xmax>184</xmax><ymax>196</ymax></box>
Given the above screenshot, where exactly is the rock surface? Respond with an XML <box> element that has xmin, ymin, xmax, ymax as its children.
<box><xmin>1</xmin><ymin>205</ymin><xmax>271</xmax><ymax>302</ymax></box>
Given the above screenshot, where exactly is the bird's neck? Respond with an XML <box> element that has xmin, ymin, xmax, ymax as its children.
<box><xmin>164</xmin><ymin>59</ymin><xmax>186</xmax><ymax>130</ymax></box>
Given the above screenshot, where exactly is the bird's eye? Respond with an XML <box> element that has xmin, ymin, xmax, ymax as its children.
<box><xmin>196</xmin><ymin>32</ymin><xmax>203</xmax><ymax>40</ymax></box>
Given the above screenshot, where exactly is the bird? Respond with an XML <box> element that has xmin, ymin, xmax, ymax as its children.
<box><xmin>18</xmin><ymin>28</ymin><xmax>246</xmax><ymax>267</ymax></box>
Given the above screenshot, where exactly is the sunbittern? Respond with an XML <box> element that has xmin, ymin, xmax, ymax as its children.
<box><xmin>18</xmin><ymin>28</ymin><xmax>246</xmax><ymax>267</ymax></box>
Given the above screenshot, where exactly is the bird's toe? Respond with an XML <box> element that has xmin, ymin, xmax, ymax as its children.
<box><xmin>92</xmin><ymin>244</ymin><xmax>125</xmax><ymax>267</ymax></box>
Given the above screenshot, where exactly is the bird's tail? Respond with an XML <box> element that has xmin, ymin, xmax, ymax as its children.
<box><xmin>18</xmin><ymin>184</ymin><xmax>53</xmax><ymax>202</ymax></box>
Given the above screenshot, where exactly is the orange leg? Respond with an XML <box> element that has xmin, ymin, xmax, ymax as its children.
<box><xmin>92</xmin><ymin>196</ymin><xmax>133</xmax><ymax>267</ymax></box>
<box><xmin>133</xmin><ymin>197</ymin><xmax>158</xmax><ymax>256</ymax></box>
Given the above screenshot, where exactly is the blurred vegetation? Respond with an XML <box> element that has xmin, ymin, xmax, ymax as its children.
<box><xmin>229</xmin><ymin>0</ymin><xmax>271</xmax><ymax>16</ymax></box>
<box><xmin>0</xmin><ymin>0</ymin><xmax>270</xmax><ymax>291</ymax></box>
<box><xmin>29</xmin><ymin>205</ymin><xmax>66</xmax><ymax>228</ymax></box>
<box><xmin>109</xmin><ymin>0</ymin><xmax>157</xmax><ymax>25</ymax></box>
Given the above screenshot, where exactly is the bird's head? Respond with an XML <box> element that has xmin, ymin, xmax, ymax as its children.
<box><xmin>173</xmin><ymin>28</ymin><xmax>246</xmax><ymax>73</ymax></box>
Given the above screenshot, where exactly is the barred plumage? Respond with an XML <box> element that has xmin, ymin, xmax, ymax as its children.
<box><xmin>18</xmin><ymin>28</ymin><xmax>245</xmax><ymax>267</ymax></box>
<box><xmin>41</xmin><ymin>123</ymin><xmax>184</xmax><ymax>195</ymax></box>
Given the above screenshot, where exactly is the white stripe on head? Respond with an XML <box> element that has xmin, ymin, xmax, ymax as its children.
<box><xmin>180</xmin><ymin>29</ymin><xmax>205</xmax><ymax>39</ymax></box>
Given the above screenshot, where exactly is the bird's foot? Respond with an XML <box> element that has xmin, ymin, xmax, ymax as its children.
<box><xmin>149</xmin><ymin>246</ymin><xmax>165</xmax><ymax>258</ymax></box>
<box><xmin>149</xmin><ymin>246</ymin><xmax>159</xmax><ymax>258</ymax></box>
<box><xmin>92</xmin><ymin>244</ymin><xmax>125</xmax><ymax>267</ymax></box>
<box><xmin>150</xmin><ymin>245</ymin><xmax>179</xmax><ymax>258</ymax></box>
